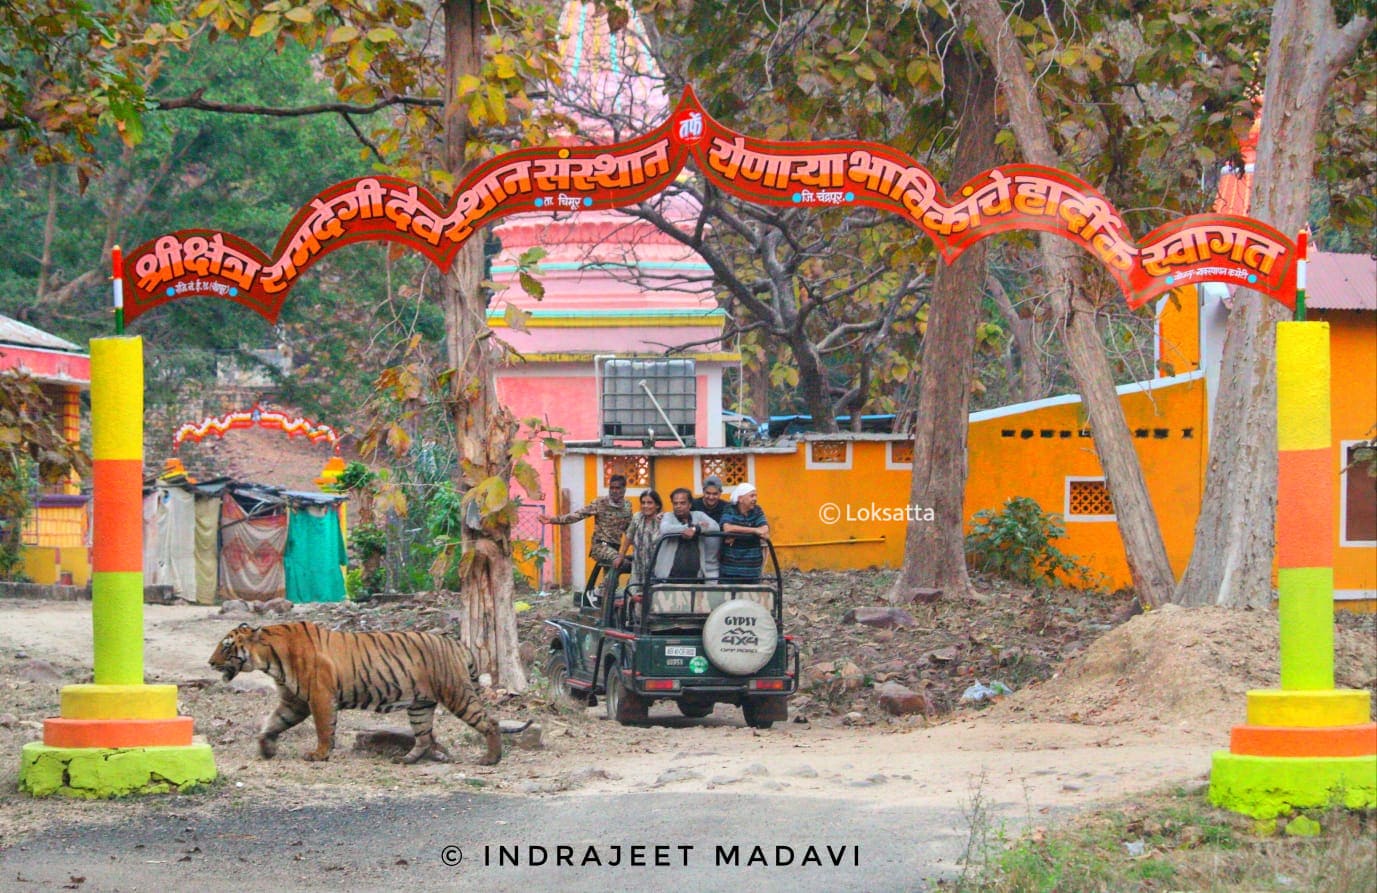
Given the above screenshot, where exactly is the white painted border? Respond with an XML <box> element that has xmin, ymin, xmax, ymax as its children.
<box><xmin>968</xmin><ymin>370</ymin><xmax>1205</xmax><ymax>423</ymax></box>
<box><xmin>886</xmin><ymin>441</ymin><xmax>914</xmax><ymax>471</ymax></box>
<box><xmin>564</xmin><ymin>453</ymin><xmax>588</xmax><ymax>586</ymax></box>
<box><xmin>1335</xmin><ymin>589</ymin><xmax>1376</xmax><ymax>601</ymax></box>
<box><xmin>1339</xmin><ymin>439</ymin><xmax>1377</xmax><ymax>547</ymax></box>
<box><xmin>1064</xmin><ymin>476</ymin><xmax>1117</xmax><ymax>522</ymax></box>
<box><xmin>805</xmin><ymin>439</ymin><xmax>853</xmax><ymax>471</ymax></box>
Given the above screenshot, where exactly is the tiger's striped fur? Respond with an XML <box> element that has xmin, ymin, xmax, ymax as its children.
<box><xmin>209</xmin><ymin>621</ymin><xmax>501</xmax><ymax>765</ymax></box>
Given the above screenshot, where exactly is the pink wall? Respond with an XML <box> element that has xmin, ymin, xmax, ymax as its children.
<box><xmin>496</xmin><ymin>373</ymin><xmax>596</xmax><ymax>516</ymax></box>
<box><xmin>496</xmin><ymin>368</ymin><xmax>721</xmax><ymax>517</ymax></box>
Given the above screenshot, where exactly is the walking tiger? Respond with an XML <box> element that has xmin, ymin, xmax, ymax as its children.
<box><xmin>209</xmin><ymin>621</ymin><xmax>501</xmax><ymax>765</ymax></box>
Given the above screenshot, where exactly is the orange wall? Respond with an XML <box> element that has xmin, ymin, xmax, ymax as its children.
<box><xmin>555</xmin><ymin>443</ymin><xmax>909</xmax><ymax>583</ymax></box>
<box><xmin>555</xmin><ymin>377</ymin><xmax>1208</xmax><ymax>590</ymax></box>
<box><xmin>1326</xmin><ymin>310</ymin><xmax>1377</xmax><ymax>602</ymax></box>
<box><xmin>965</xmin><ymin>376</ymin><xmax>1209</xmax><ymax>589</ymax></box>
<box><xmin>536</xmin><ymin>306</ymin><xmax>1374</xmax><ymax>603</ymax></box>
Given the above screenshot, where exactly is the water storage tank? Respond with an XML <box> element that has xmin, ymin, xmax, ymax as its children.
<box><xmin>600</xmin><ymin>358</ymin><xmax>696</xmax><ymax>446</ymax></box>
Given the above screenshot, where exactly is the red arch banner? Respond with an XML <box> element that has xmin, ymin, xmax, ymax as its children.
<box><xmin>172</xmin><ymin>404</ymin><xmax>340</xmax><ymax>452</ymax></box>
<box><xmin>124</xmin><ymin>86</ymin><xmax>1296</xmax><ymax>323</ymax></box>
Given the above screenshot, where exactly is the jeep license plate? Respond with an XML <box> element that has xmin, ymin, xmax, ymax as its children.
<box><xmin>664</xmin><ymin>645</ymin><xmax>696</xmax><ymax>657</ymax></box>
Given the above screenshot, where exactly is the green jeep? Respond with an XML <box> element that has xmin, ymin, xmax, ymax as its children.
<box><xmin>542</xmin><ymin>533</ymin><xmax>798</xmax><ymax>728</ymax></box>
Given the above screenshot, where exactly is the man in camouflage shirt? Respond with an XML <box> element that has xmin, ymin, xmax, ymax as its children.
<box><xmin>540</xmin><ymin>475</ymin><xmax>633</xmax><ymax>595</ymax></box>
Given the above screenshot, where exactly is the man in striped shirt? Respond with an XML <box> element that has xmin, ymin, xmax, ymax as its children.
<box><xmin>719</xmin><ymin>482</ymin><xmax>769</xmax><ymax>582</ymax></box>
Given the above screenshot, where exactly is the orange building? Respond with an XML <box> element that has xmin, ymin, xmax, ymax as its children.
<box><xmin>0</xmin><ymin>314</ymin><xmax>91</xmax><ymax>586</ymax></box>
<box><xmin>549</xmin><ymin>258</ymin><xmax>1375</xmax><ymax>609</ymax></box>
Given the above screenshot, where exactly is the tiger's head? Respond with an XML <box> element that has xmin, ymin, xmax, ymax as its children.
<box><xmin>209</xmin><ymin>623</ymin><xmax>258</xmax><ymax>682</ymax></box>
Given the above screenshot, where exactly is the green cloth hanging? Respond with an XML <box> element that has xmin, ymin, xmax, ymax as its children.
<box><xmin>284</xmin><ymin>503</ymin><xmax>347</xmax><ymax>603</ymax></box>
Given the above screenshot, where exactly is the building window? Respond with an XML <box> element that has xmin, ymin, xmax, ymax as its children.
<box><xmin>1065</xmin><ymin>477</ymin><xmax>1115</xmax><ymax>521</ymax></box>
<box><xmin>806</xmin><ymin>440</ymin><xmax>852</xmax><ymax>470</ymax></box>
<box><xmin>602</xmin><ymin>455</ymin><xmax>650</xmax><ymax>489</ymax></box>
<box><xmin>700</xmin><ymin>455</ymin><xmax>750</xmax><ymax>487</ymax></box>
<box><xmin>887</xmin><ymin>441</ymin><xmax>914</xmax><ymax>469</ymax></box>
<box><xmin>1341</xmin><ymin>442</ymin><xmax>1377</xmax><ymax>546</ymax></box>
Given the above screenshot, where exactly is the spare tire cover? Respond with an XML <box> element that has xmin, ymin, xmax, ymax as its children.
<box><xmin>702</xmin><ymin>599</ymin><xmax>778</xmax><ymax>675</ymax></box>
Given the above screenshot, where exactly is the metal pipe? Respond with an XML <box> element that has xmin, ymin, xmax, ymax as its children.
<box><xmin>638</xmin><ymin>379</ymin><xmax>687</xmax><ymax>448</ymax></box>
<box><xmin>772</xmin><ymin>537</ymin><xmax>886</xmax><ymax>548</ymax></box>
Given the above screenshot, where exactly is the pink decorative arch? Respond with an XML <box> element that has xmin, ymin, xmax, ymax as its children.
<box><xmin>124</xmin><ymin>86</ymin><xmax>1296</xmax><ymax>322</ymax></box>
<box><xmin>172</xmin><ymin>404</ymin><xmax>340</xmax><ymax>453</ymax></box>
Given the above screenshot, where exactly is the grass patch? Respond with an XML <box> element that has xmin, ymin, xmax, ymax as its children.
<box><xmin>941</xmin><ymin>784</ymin><xmax>1376</xmax><ymax>892</ymax></box>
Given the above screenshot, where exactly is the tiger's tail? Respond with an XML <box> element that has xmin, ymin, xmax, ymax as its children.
<box><xmin>434</xmin><ymin>637</ymin><xmax>502</xmax><ymax>766</ymax></box>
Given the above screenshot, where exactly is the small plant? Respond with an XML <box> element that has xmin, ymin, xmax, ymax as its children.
<box><xmin>349</xmin><ymin>523</ymin><xmax>388</xmax><ymax>595</ymax></box>
<box><xmin>344</xmin><ymin>567</ymin><xmax>366</xmax><ymax>601</ymax></box>
<box><xmin>965</xmin><ymin>497</ymin><xmax>1094</xmax><ymax>587</ymax></box>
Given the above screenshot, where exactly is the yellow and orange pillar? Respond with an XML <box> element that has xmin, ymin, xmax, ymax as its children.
<box><xmin>1209</xmin><ymin>319</ymin><xmax>1377</xmax><ymax>819</ymax></box>
<box><xmin>18</xmin><ymin>336</ymin><xmax>217</xmax><ymax>797</ymax></box>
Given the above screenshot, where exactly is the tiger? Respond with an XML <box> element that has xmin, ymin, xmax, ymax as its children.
<box><xmin>209</xmin><ymin>621</ymin><xmax>501</xmax><ymax>766</ymax></box>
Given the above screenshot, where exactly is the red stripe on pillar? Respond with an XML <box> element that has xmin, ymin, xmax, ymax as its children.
<box><xmin>1277</xmin><ymin>448</ymin><xmax>1333</xmax><ymax>569</ymax></box>
<box><xmin>92</xmin><ymin>459</ymin><xmax>144</xmax><ymax>573</ymax></box>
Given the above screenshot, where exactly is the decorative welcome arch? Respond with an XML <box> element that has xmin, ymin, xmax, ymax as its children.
<box><xmin>124</xmin><ymin>86</ymin><xmax>1296</xmax><ymax>321</ymax></box>
<box><xmin>171</xmin><ymin>403</ymin><xmax>340</xmax><ymax>452</ymax></box>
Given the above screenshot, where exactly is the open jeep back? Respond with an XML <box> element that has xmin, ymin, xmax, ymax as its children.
<box><xmin>543</xmin><ymin>533</ymin><xmax>799</xmax><ymax>728</ymax></box>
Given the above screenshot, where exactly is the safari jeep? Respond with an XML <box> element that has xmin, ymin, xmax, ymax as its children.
<box><xmin>542</xmin><ymin>534</ymin><xmax>798</xmax><ymax>728</ymax></box>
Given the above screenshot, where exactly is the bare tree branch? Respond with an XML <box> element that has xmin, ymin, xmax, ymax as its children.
<box><xmin>151</xmin><ymin>90</ymin><xmax>442</xmax><ymax>116</ymax></box>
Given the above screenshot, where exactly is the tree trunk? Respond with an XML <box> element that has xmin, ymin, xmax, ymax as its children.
<box><xmin>744</xmin><ymin>351</ymin><xmax>770</xmax><ymax>423</ymax></box>
<box><xmin>37</xmin><ymin>168</ymin><xmax>58</xmax><ymax>302</ymax></box>
<box><xmin>963</xmin><ymin>0</ymin><xmax>1175</xmax><ymax>606</ymax></box>
<box><xmin>988</xmin><ymin>274</ymin><xmax>1045</xmax><ymax>401</ymax></box>
<box><xmin>890</xmin><ymin>50</ymin><xmax>996</xmax><ymax>602</ymax></box>
<box><xmin>794</xmin><ymin>340</ymin><xmax>837</xmax><ymax>431</ymax></box>
<box><xmin>443</xmin><ymin>0</ymin><xmax>527</xmax><ymax>689</ymax></box>
<box><xmin>1175</xmin><ymin>0</ymin><xmax>1372</xmax><ymax>606</ymax></box>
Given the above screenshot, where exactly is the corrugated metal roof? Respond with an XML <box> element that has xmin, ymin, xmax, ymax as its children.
<box><xmin>0</xmin><ymin>313</ymin><xmax>83</xmax><ymax>352</ymax></box>
<box><xmin>1310</xmin><ymin>251</ymin><xmax>1376</xmax><ymax>311</ymax></box>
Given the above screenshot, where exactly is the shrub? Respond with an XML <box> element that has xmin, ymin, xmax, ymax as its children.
<box><xmin>965</xmin><ymin>496</ymin><xmax>1094</xmax><ymax>586</ymax></box>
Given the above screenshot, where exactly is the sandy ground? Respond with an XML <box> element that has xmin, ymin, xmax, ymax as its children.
<box><xmin>0</xmin><ymin>599</ymin><xmax>1235</xmax><ymax>844</ymax></box>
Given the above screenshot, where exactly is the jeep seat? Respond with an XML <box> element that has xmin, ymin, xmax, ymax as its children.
<box><xmin>648</xmin><ymin>584</ymin><xmax>776</xmax><ymax>615</ymax></box>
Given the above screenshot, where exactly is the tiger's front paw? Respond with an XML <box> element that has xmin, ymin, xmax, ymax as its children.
<box><xmin>258</xmin><ymin>736</ymin><xmax>278</xmax><ymax>759</ymax></box>
<box><xmin>304</xmin><ymin>748</ymin><xmax>331</xmax><ymax>762</ymax></box>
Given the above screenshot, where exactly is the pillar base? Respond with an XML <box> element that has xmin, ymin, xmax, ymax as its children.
<box><xmin>1246</xmin><ymin>688</ymin><xmax>1371</xmax><ymax>727</ymax></box>
<box><xmin>1209</xmin><ymin>750</ymin><xmax>1377</xmax><ymax>819</ymax></box>
<box><xmin>1229</xmin><ymin>723</ymin><xmax>1376</xmax><ymax>758</ymax></box>
<box><xmin>18</xmin><ymin>741</ymin><xmax>217</xmax><ymax>799</ymax></box>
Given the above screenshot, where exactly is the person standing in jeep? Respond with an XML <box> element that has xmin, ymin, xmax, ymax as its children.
<box><xmin>720</xmin><ymin>482</ymin><xmax>769</xmax><ymax>582</ymax></box>
<box><xmin>541</xmin><ymin>475</ymin><xmax>633</xmax><ymax>596</ymax></box>
<box><xmin>691</xmin><ymin>475</ymin><xmax>727</xmax><ymax>525</ymax></box>
<box><xmin>654</xmin><ymin>488</ymin><xmax>720</xmax><ymax>582</ymax></box>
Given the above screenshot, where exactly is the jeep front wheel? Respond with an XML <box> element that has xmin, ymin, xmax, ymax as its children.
<box><xmin>605</xmin><ymin>668</ymin><xmax>649</xmax><ymax>725</ymax></box>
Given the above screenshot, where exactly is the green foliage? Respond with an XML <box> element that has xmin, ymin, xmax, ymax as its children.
<box><xmin>337</xmin><ymin>461</ymin><xmax>377</xmax><ymax>493</ymax></box>
<box><xmin>343</xmin><ymin>566</ymin><xmax>365</xmax><ymax>601</ymax></box>
<box><xmin>349</xmin><ymin>523</ymin><xmax>387</xmax><ymax>563</ymax></box>
<box><xmin>1343</xmin><ymin>429</ymin><xmax>1377</xmax><ymax>481</ymax></box>
<box><xmin>0</xmin><ymin>454</ymin><xmax>35</xmax><ymax>580</ymax></box>
<box><xmin>347</xmin><ymin>522</ymin><xmax>387</xmax><ymax>595</ymax></box>
<box><xmin>964</xmin><ymin>496</ymin><xmax>1091</xmax><ymax>587</ymax></box>
<box><xmin>0</xmin><ymin>372</ymin><xmax>90</xmax><ymax>581</ymax></box>
<box><xmin>0</xmin><ymin>1</ymin><xmax>154</xmax><ymax>173</ymax></box>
